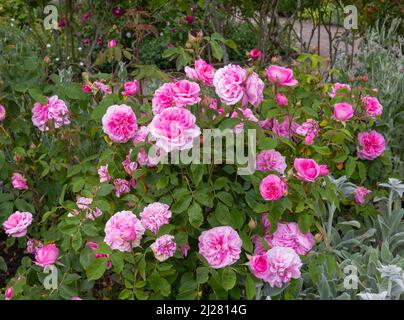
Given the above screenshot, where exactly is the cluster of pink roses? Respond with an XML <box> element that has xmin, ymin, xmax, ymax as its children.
<box><xmin>67</xmin><ymin>196</ymin><xmax>102</xmax><ymax>220</ymax></box>
<box><xmin>32</xmin><ymin>95</ymin><xmax>70</xmax><ymax>131</ymax></box>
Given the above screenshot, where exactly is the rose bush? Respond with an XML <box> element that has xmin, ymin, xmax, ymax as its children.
<box><xmin>0</xmin><ymin>49</ymin><xmax>394</xmax><ymax>300</ymax></box>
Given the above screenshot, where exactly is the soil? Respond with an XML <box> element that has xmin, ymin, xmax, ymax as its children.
<box><xmin>0</xmin><ymin>232</ymin><xmax>25</xmax><ymax>288</ymax></box>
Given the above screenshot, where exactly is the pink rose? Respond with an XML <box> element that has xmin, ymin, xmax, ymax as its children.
<box><xmin>198</xmin><ymin>226</ymin><xmax>242</xmax><ymax>269</ymax></box>
<box><xmin>213</xmin><ymin>64</ymin><xmax>246</xmax><ymax>105</ymax></box>
<box><xmin>104</xmin><ymin>211</ymin><xmax>145</xmax><ymax>252</ymax></box>
<box><xmin>268</xmin><ymin>222</ymin><xmax>315</xmax><ymax>255</ymax></box>
<box><xmin>27</xmin><ymin>239</ymin><xmax>42</xmax><ymax>254</ymax></box>
<box><xmin>0</xmin><ymin>104</ymin><xmax>6</xmax><ymax>121</ymax></box>
<box><xmin>181</xmin><ymin>244</ymin><xmax>190</xmax><ymax>257</ymax></box>
<box><xmin>140</xmin><ymin>202</ymin><xmax>172</xmax><ymax>233</ymax></box>
<box><xmin>34</xmin><ymin>243</ymin><xmax>59</xmax><ymax>267</ymax></box>
<box><xmin>256</xmin><ymin>150</ymin><xmax>287</xmax><ymax>174</ymax></box>
<box><xmin>98</xmin><ymin>165</ymin><xmax>111</xmax><ymax>183</ymax></box>
<box><xmin>362</xmin><ymin>96</ymin><xmax>383</xmax><ymax>117</ymax></box>
<box><xmin>296</xmin><ymin>119</ymin><xmax>319</xmax><ymax>145</ymax></box>
<box><xmin>329</xmin><ymin>83</ymin><xmax>351</xmax><ymax>98</ymax></box>
<box><xmin>231</xmin><ymin>108</ymin><xmax>259</xmax><ymax>133</ymax></box>
<box><xmin>2</xmin><ymin>211</ymin><xmax>33</xmax><ymax>237</ymax></box>
<box><xmin>242</xmin><ymin>72</ymin><xmax>265</xmax><ymax>108</ymax></box>
<box><xmin>265</xmin><ymin>65</ymin><xmax>298</xmax><ymax>86</ymax></box>
<box><xmin>11</xmin><ymin>172</ymin><xmax>28</xmax><ymax>190</ymax></box>
<box><xmin>32</xmin><ymin>95</ymin><xmax>70</xmax><ymax>131</ymax></box>
<box><xmin>152</xmin><ymin>83</ymin><xmax>175</xmax><ymax>115</ymax></box>
<box><xmin>122</xmin><ymin>149</ymin><xmax>138</xmax><ymax>175</ymax></box>
<box><xmin>319</xmin><ymin>164</ymin><xmax>330</xmax><ymax>176</ymax></box>
<box><xmin>122</xmin><ymin>80</ymin><xmax>139</xmax><ymax>97</ymax></box>
<box><xmin>271</xmin><ymin>116</ymin><xmax>299</xmax><ymax>140</ymax></box>
<box><xmin>102</xmin><ymin>104</ymin><xmax>138</xmax><ymax>143</ymax></box>
<box><xmin>276</xmin><ymin>93</ymin><xmax>288</xmax><ymax>106</ymax></box>
<box><xmin>249</xmin><ymin>254</ymin><xmax>270</xmax><ymax>280</ymax></box>
<box><xmin>150</xmin><ymin>234</ymin><xmax>177</xmax><ymax>262</ymax></box>
<box><xmin>252</xmin><ymin>235</ymin><xmax>272</xmax><ymax>255</ymax></box>
<box><xmin>108</xmin><ymin>39</ymin><xmax>117</xmax><ymax>48</ymax></box>
<box><xmin>185</xmin><ymin>15</ymin><xmax>194</xmax><ymax>24</ymax></box>
<box><xmin>184</xmin><ymin>58</ymin><xmax>215</xmax><ymax>86</ymax></box>
<box><xmin>5</xmin><ymin>288</ymin><xmax>14</xmax><ymax>300</ymax></box>
<box><xmin>248</xmin><ymin>48</ymin><xmax>263</xmax><ymax>60</ymax></box>
<box><xmin>354</xmin><ymin>186</ymin><xmax>371</xmax><ymax>204</ymax></box>
<box><xmin>262</xmin><ymin>247</ymin><xmax>302</xmax><ymax>288</ymax></box>
<box><xmin>70</xmin><ymin>296</ymin><xmax>82</xmax><ymax>300</ymax></box>
<box><xmin>76</xmin><ymin>196</ymin><xmax>93</xmax><ymax>210</ymax></box>
<box><xmin>294</xmin><ymin>158</ymin><xmax>321</xmax><ymax>182</ymax></box>
<box><xmin>82</xmin><ymin>82</ymin><xmax>92</xmax><ymax>93</ymax></box>
<box><xmin>357</xmin><ymin>131</ymin><xmax>385</xmax><ymax>160</ymax></box>
<box><xmin>113</xmin><ymin>179</ymin><xmax>131</xmax><ymax>198</ymax></box>
<box><xmin>171</xmin><ymin>80</ymin><xmax>201</xmax><ymax>107</ymax></box>
<box><xmin>112</xmin><ymin>7</ymin><xmax>123</xmax><ymax>17</ymax></box>
<box><xmin>259</xmin><ymin>174</ymin><xmax>288</xmax><ymax>201</ymax></box>
<box><xmin>132</xmin><ymin>125</ymin><xmax>150</xmax><ymax>144</ymax></box>
<box><xmin>333</xmin><ymin>102</ymin><xmax>354</xmax><ymax>121</ymax></box>
<box><xmin>94</xmin><ymin>81</ymin><xmax>112</xmax><ymax>95</ymax></box>
<box><xmin>149</xmin><ymin>107</ymin><xmax>201</xmax><ymax>152</ymax></box>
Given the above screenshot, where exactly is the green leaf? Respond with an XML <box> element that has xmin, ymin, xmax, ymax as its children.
<box><xmin>239</xmin><ymin>230</ymin><xmax>253</xmax><ymax>253</ymax></box>
<box><xmin>259</xmin><ymin>137</ymin><xmax>277</xmax><ymax>150</ymax></box>
<box><xmin>210</xmin><ymin>40</ymin><xmax>223</xmax><ymax>61</ymax></box>
<box><xmin>110</xmin><ymin>252</ymin><xmax>124</xmax><ymax>273</ymax></box>
<box><xmin>86</xmin><ymin>257</ymin><xmax>107</xmax><ymax>280</ymax></box>
<box><xmin>218</xmin><ymin>118</ymin><xmax>241</xmax><ymax>130</ymax></box>
<box><xmin>297</xmin><ymin>213</ymin><xmax>313</xmax><ymax>233</ymax></box>
<box><xmin>196</xmin><ymin>267</ymin><xmax>210</xmax><ymax>284</ymax></box>
<box><xmin>188</xmin><ymin>202</ymin><xmax>204</xmax><ymax>228</ymax></box>
<box><xmin>172</xmin><ymin>193</ymin><xmax>192</xmax><ymax>213</ymax></box>
<box><xmin>14</xmin><ymin>198</ymin><xmax>35</xmax><ymax>213</ymax></box>
<box><xmin>0</xmin><ymin>150</ymin><xmax>5</xmax><ymax>170</ymax></box>
<box><xmin>345</xmin><ymin>156</ymin><xmax>356</xmax><ymax>177</ymax></box>
<box><xmin>28</xmin><ymin>88</ymin><xmax>47</xmax><ymax>104</ymax></box>
<box><xmin>72</xmin><ymin>231</ymin><xmax>83</xmax><ymax>252</ymax></box>
<box><xmin>215</xmin><ymin>202</ymin><xmax>230</xmax><ymax>224</ymax></box>
<box><xmin>245</xmin><ymin>274</ymin><xmax>256</xmax><ymax>300</ymax></box>
<box><xmin>0</xmin><ymin>256</ymin><xmax>7</xmax><ymax>272</ymax></box>
<box><xmin>97</xmin><ymin>184</ymin><xmax>115</xmax><ymax>196</ymax></box>
<box><xmin>216</xmin><ymin>191</ymin><xmax>234</xmax><ymax>207</ymax></box>
<box><xmin>221</xmin><ymin>268</ymin><xmax>236</xmax><ymax>291</ymax></box>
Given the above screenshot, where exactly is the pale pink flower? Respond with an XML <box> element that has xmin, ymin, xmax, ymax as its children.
<box><xmin>261</xmin><ymin>247</ymin><xmax>302</xmax><ymax>288</ymax></box>
<box><xmin>268</xmin><ymin>222</ymin><xmax>315</xmax><ymax>255</ymax></box>
<box><xmin>0</xmin><ymin>104</ymin><xmax>6</xmax><ymax>121</ymax></box>
<box><xmin>86</xmin><ymin>207</ymin><xmax>103</xmax><ymax>220</ymax></box>
<box><xmin>108</xmin><ymin>39</ymin><xmax>117</xmax><ymax>48</ymax></box>
<box><xmin>5</xmin><ymin>288</ymin><xmax>14</xmax><ymax>300</ymax></box>
<box><xmin>248</xmin><ymin>48</ymin><xmax>263</xmax><ymax>60</ymax></box>
<box><xmin>256</xmin><ymin>150</ymin><xmax>287</xmax><ymax>174</ymax></box>
<box><xmin>181</xmin><ymin>244</ymin><xmax>190</xmax><ymax>257</ymax></box>
<box><xmin>104</xmin><ymin>211</ymin><xmax>145</xmax><ymax>252</ymax></box>
<box><xmin>70</xmin><ymin>296</ymin><xmax>82</xmax><ymax>300</ymax></box>
<box><xmin>140</xmin><ymin>202</ymin><xmax>172</xmax><ymax>234</ymax></box>
<box><xmin>275</xmin><ymin>93</ymin><xmax>288</xmax><ymax>106</ymax></box>
<box><xmin>76</xmin><ymin>196</ymin><xmax>93</xmax><ymax>210</ymax></box>
<box><xmin>296</xmin><ymin>119</ymin><xmax>319</xmax><ymax>145</ymax></box>
<box><xmin>333</xmin><ymin>102</ymin><xmax>354</xmax><ymax>121</ymax></box>
<box><xmin>152</xmin><ymin>83</ymin><xmax>175</xmax><ymax>115</ymax></box>
<box><xmin>27</xmin><ymin>239</ymin><xmax>42</xmax><ymax>254</ymax></box>
<box><xmin>2</xmin><ymin>211</ymin><xmax>33</xmax><ymax>237</ymax></box>
<box><xmin>242</xmin><ymin>72</ymin><xmax>265</xmax><ymax>108</ymax></box>
<box><xmin>122</xmin><ymin>80</ymin><xmax>139</xmax><ymax>97</ymax></box>
<box><xmin>102</xmin><ymin>104</ymin><xmax>138</xmax><ymax>143</ymax></box>
<box><xmin>329</xmin><ymin>83</ymin><xmax>351</xmax><ymax>98</ymax></box>
<box><xmin>137</xmin><ymin>147</ymin><xmax>155</xmax><ymax>167</ymax></box>
<box><xmin>150</xmin><ymin>234</ymin><xmax>177</xmax><ymax>262</ymax></box>
<box><xmin>357</xmin><ymin>131</ymin><xmax>385</xmax><ymax>160</ymax></box>
<box><xmin>354</xmin><ymin>186</ymin><xmax>371</xmax><ymax>204</ymax></box>
<box><xmin>171</xmin><ymin>80</ymin><xmax>201</xmax><ymax>108</ymax></box>
<box><xmin>213</xmin><ymin>64</ymin><xmax>246</xmax><ymax>105</ymax></box>
<box><xmin>11</xmin><ymin>172</ymin><xmax>28</xmax><ymax>190</ymax></box>
<box><xmin>94</xmin><ymin>81</ymin><xmax>112</xmax><ymax>95</ymax></box>
<box><xmin>198</xmin><ymin>226</ymin><xmax>242</xmax><ymax>269</ymax></box>
<box><xmin>259</xmin><ymin>174</ymin><xmax>288</xmax><ymax>201</ymax></box>
<box><xmin>294</xmin><ymin>158</ymin><xmax>321</xmax><ymax>182</ymax></box>
<box><xmin>34</xmin><ymin>243</ymin><xmax>59</xmax><ymax>267</ymax></box>
<box><xmin>98</xmin><ymin>165</ymin><xmax>111</xmax><ymax>183</ymax></box>
<box><xmin>271</xmin><ymin>116</ymin><xmax>299</xmax><ymax>140</ymax></box>
<box><xmin>362</xmin><ymin>96</ymin><xmax>383</xmax><ymax>117</ymax></box>
<box><xmin>67</xmin><ymin>209</ymin><xmax>80</xmax><ymax>218</ymax></box>
<box><xmin>149</xmin><ymin>107</ymin><xmax>201</xmax><ymax>152</ymax></box>
<box><xmin>122</xmin><ymin>149</ymin><xmax>138</xmax><ymax>175</ymax></box>
<box><xmin>113</xmin><ymin>179</ymin><xmax>131</xmax><ymax>198</ymax></box>
<box><xmin>184</xmin><ymin>58</ymin><xmax>215</xmax><ymax>86</ymax></box>
<box><xmin>265</xmin><ymin>65</ymin><xmax>298</xmax><ymax>86</ymax></box>
<box><xmin>32</xmin><ymin>95</ymin><xmax>70</xmax><ymax>131</ymax></box>
<box><xmin>231</xmin><ymin>108</ymin><xmax>259</xmax><ymax>133</ymax></box>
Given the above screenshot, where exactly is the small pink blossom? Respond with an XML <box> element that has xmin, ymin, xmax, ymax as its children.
<box><xmin>276</xmin><ymin>93</ymin><xmax>288</xmax><ymax>106</ymax></box>
<box><xmin>0</xmin><ymin>104</ymin><xmax>6</xmax><ymax>121</ymax></box>
<box><xmin>150</xmin><ymin>235</ymin><xmax>177</xmax><ymax>262</ymax></box>
<box><xmin>198</xmin><ymin>226</ymin><xmax>242</xmax><ymax>269</ymax></box>
<box><xmin>354</xmin><ymin>186</ymin><xmax>371</xmax><ymax>204</ymax></box>
<box><xmin>185</xmin><ymin>16</ymin><xmax>194</xmax><ymax>24</ymax></box>
<box><xmin>98</xmin><ymin>165</ymin><xmax>111</xmax><ymax>183</ymax></box>
<box><xmin>32</xmin><ymin>95</ymin><xmax>70</xmax><ymax>131</ymax></box>
<box><xmin>181</xmin><ymin>244</ymin><xmax>190</xmax><ymax>257</ymax></box>
<box><xmin>34</xmin><ymin>243</ymin><xmax>59</xmax><ymax>267</ymax></box>
<box><xmin>108</xmin><ymin>39</ymin><xmax>117</xmax><ymax>48</ymax></box>
<box><xmin>140</xmin><ymin>202</ymin><xmax>172</xmax><ymax>234</ymax></box>
<box><xmin>333</xmin><ymin>102</ymin><xmax>354</xmax><ymax>121</ymax></box>
<box><xmin>259</xmin><ymin>174</ymin><xmax>288</xmax><ymax>201</ymax></box>
<box><xmin>122</xmin><ymin>80</ymin><xmax>139</xmax><ymax>97</ymax></box>
<box><xmin>329</xmin><ymin>83</ymin><xmax>351</xmax><ymax>98</ymax></box>
<box><xmin>122</xmin><ymin>149</ymin><xmax>138</xmax><ymax>175</ymax></box>
<box><xmin>94</xmin><ymin>81</ymin><xmax>112</xmax><ymax>95</ymax></box>
<box><xmin>256</xmin><ymin>150</ymin><xmax>287</xmax><ymax>174</ymax></box>
<box><xmin>2</xmin><ymin>211</ymin><xmax>33</xmax><ymax>237</ymax></box>
<box><xmin>82</xmin><ymin>82</ymin><xmax>92</xmax><ymax>93</ymax></box>
<box><xmin>5</xmin><ymin>288</ymin><xmax>14</xmax><ymax>300</ymax></box>
<box><xmin>86</xmin><ymin>207</ymin><xmax>103</xmax><ymax>220</ymax></box>
<box><xmin>11</xmin><ymin>172</ymin><xmax>28</xmax><ymax>190</ymax></box>
<box><xmin>184</xmin><ymin>58</ymin><xmax>215</xmax><ymax>86</ymax></box>
<box><xmin>76</xmin><ymin>196</ymin><xmax>93</xmax><ymax>210</ymax></box>
<box><xmin>113</xmin><ymin>179</ymin><xmax>131</xmax><ymax>198</ymax></box>
<box><xmin>319</xmin><ymin>164</ymin><xmax>330</xmax><ymax>176</ymax></box>
<box><xmin>357</xmin><ymin>131</ymin><xmax>385</xmax><ymax>160</ymax></box>
<box><xmin>265</xmin><ymin>65</ymin><xmax>298</xmax><ymax>87</ymax></box>
<box><xmin>296</xmin><ymin>119</ymin><xmax>319</xmax><ymax>145</ymax></box>
<box><xmin>112</xmin><ymin>7</ymin><xmax>123</xmax><ymax>17</ymax></box>
<box><xmin>171</xmin><ymin>80</ymin><xmax>201</xmax><ymax>108</ymax></box>
<box><xmin>248</xmin><ymin>48</ymin><xmax>263</xmax><ymax>60</ymax></box>
<box><xmin>102</xmin><ymin>104</ymin><xmax>138</xmax><ymax>143</ymax></box>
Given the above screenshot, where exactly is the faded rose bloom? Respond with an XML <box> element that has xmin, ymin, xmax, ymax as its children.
<box><xmin>113</xmin><ymin>179</ymin><xmax>131</xmax><ymax>198</ymax></box>
<box><xmin>296</xmin><ymin>119</ymin><xmax>319</xmax><ymax>145</ymax></box>
<box><xmin>32</xmin><ymin>95</ymin><xmax>70</xmax><ymax>131</ymax></box>
<box><xmin>122</xmin><ymin>149</ymin><xmax>138</xmax><ymax>175</ymax></box>
<box><xmin>150</xmin><ymin>235</ymin><xmax>177</xmax><ymax>262</ymax></box>
<box><xmin>256</xmin><ymin>150</ymin><xmax>287</xmax><ymax>174</ymax></box>
<box><xmin>242</xmin><ymin>72</ymin><xmax>265</xmax><ymax>108</ymax></box>
<box><xmin>140</xmin><ymin>202</ymin><xmax>172</xmax><ymax>234</ymax></box>
<box><xmin>271</xmin><ymin>116</ymin><xmax>299</xmax><ymax>140</ymax></box>
<box><xmin>94</xmin><ymin>81</ymin><xmax>112</xmax><ymax>95</ymax></box>
<box><xmin>11</xmin><ymin>173</ymin><xmax>28</xmax><ymax>190</ymax></box>
<box><xmin>98</xmin><ymin>165</ymin><xmax>111</xmax><ymax>183</ymax></box>
<box><xmin>354</xmin><ymin>186</ymin><xmax>371</xmax><ymax>204</ymax></box>
<box><xmin>76</xmin><ymin>196</ymin><xmax>93</xmax><ymax>210</ymax></box>
<box><xmin>329</xmin><ymin>83</ymin><xmax>351</xmax><ymax>98</ymax></box>
<box><xmin>86</xmin><ymin>207</ymin><xmax>103</xmax><ymax>220</ymax></box>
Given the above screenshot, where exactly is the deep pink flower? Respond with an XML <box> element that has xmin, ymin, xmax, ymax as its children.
<box><xmin>171</xmin><ymin>80</ymin><xmax>201</xmax><ymax>108</ymax></box>
<box><xmin>296</xmin><ymin>119</ymin><xmax>319</xmax><ymax>145</ymax></box>
<box><xmin>354</xmin><ymin>186</ymin><xmax>371</xmax><ymax>204</ymax></box>
<box><xmin>112</xmin><ymin>7</ymin><xmax>124</xmax><ymax>17</ymax></box>
<box><xmin>152</xmin><ymin>83</ymin><xmax>175</xmax><ymax>114</ymax></box>
<box><xmin>198</xmin><ymin>226</ymin><xmax>242</xmax><ymax>269</ymax></box>
<box><xmin>122</xmin><ymin>80</ymin><xmax>139</xmax><ymax>97</ymax></box>
<box><xmin>149</xmin><ymin>107</ymin><xmax>200</xmax><ymax>152</ymax></box>
<box><xmin>319</xmin><ymin>164</ymin><xmax>330</xmax><ymax>176</ymax></box>
<box><xmin>108</xmin><ymin>39</ymin><xmax>117</xmax><ymax>48</ymax></box>
<box><xmin>80</xmin><ymin>12</ymin><xmax>92</xmax><ymax>24</ymax></box>
<box><xmin>249</xmin><ymin>254</ymin><xmax>270</xmax><ymax>280</ymax></box>
<box><xmin>249</xmin><ymin>48</ymin><xmax>263</xmax><ymax>60</ymax></box>
<box><xmin>362</xmin><ymin>96</ymin><xmax>383</xmax><ymax>117</ymax></box>
<box><xmin>82</xmin><ymin>82</ymin><xmax>92</xmax><ymax>93</ymax></box>
<box><xmin>357</xmin><ymin>131</ymin><xmax>385</xmax><ymax>160</ymax></box>
<box><xmin>0</xmin><ymin>104</ymin><xmax>6</xmax><ymax>121</ymax></box>
<box><xmin>34</xmin><ymin>243</ymin><xmax>59</xmax><ymax>267</ymax></box>
<box><xmin>185</xmin><ymin>16</ymin><xmax>194</xmax><ymax>24</ymax></box>
<box><xmin>256</xmin><ymin>150</ymin><xmax>287</xmax><ymax>174</ymax></box>
<box><xmin>242</xmin><ymin>72</ymin><xmax>265</xmax><ymax>108</ymax></box>
<box><xmin>150</xmin><ymin>235</ymin><xmax>177</xmax><ymax>262</ymax></box>
<box><xmin>276</xmin><ymin>93</ymin><xmax>288</xmax><ymax>106</ymax></box>
<box><xmin>294</xmin><ymin>158</ymin><xmax>321</xmax><ymax>182</ymax></box>
<box><xmin>140</xmin><ymin>202</ymin><xmax>172</xmax><ymax>234</ymax></box>
<box><xmin>11</xmin><ymin>172</ymin><xmax>28</xmax><ymax>190</ymax></box>
<box><xmin>271</xmin><ymin>116</ymin><xmax>299</xmax><ymax>140</ymax></box>
<box><xmin>102</xmin><ymin>104</ymin><xmax>138</xmax><ymax>143</ymax></box>
<box><xmin>32</xmin><ymin>96</ymin><xmax>70</xmax><ymax>131</ymax></box>
<box><xmin>5</xmin><ymin>288</ymin><xmax>14</xmax><ymax>300</ymax></box>
<box><xmin>184</xmin><ymin>58</ymin><xmax>215</xmax><ymax>86</ymax></box>
<box><xmin>104</xmin><ymin>211</ymin><xmax>145</xmax><ymax>252</ymax></box>
<box><xmin>259</xmin><ymin>174</ymin><xmax>288</xmax><ymax>201</ymax></box>
<box><xmin>333</xmin><ymin>102</ymin><xmax>354</xmax><ymax>121</ymax></box>
<box><xmin>2</xmin><ymin>211</ymin><xmax>33</xmax><ymax>237</ymax></box>
<box><xmin>265</xmin><ymin>65</ymin><xmax>298</xmax><ymax>86</ymax></box>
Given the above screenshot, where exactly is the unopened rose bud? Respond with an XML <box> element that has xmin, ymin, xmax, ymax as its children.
<box><xmin>362</xmin><ymin>74</ymin><xmax>368</xmax><ymax>82</ymax></box>
<box><xmin>336</xmin><ymin>162</ymin><xmax>344</xmax><ymax>170</ymax></box>
<box><xmin>314</xmin><ymin>233</ymin><xmax>323</xmax><ymax>242</ymax></box>
<box><xmin>5</xmin><ymin>287</ymin><xmax>13</xmax><ymax>300</ymax></box>
<box><xmin>43</xmin><ymin>56</ymin><xmax>50</xmax><ymax>64</ymax></box>
<box><xmin>248</xmin><ymin>218</ymin><xmax>257</xmax><ymax>230</ymax></box>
